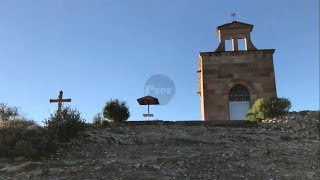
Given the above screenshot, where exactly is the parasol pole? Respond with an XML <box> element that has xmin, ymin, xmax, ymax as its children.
<box><xmin>148</xmin><ymin>104</ymin><xmax>150</xmax><ymax>120</ymax></box>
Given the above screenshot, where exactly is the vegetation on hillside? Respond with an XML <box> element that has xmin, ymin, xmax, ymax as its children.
<box><xmin>92</xmin><ymin>113</ymin><xmax>104</xmax><ymax>125</ymax></box>
<box><xmin>0</xmin><ymin>103</ymin><xmax>56</xmax><ymax>159</ymax></box>
<box><xmin>45</xmin><ymin>106</ymin><xmax>85</xmax><ymax>143</ymax></box>
<box><xmin>0</xmin><ymin>103</ymin><xmax>86</xmax><ymax>159</ymax></box>
<box><xmin>103</xmin><ymin>99</ymin><xmax>130</xmax><ymax>122</ymax></box>
<box><xmin>0</xmin><ymin>103</ymin><xmax>20</xmax><ymax>121</ymax></box>
<box><xmin>246</xmin><ymin>97</ymin><xmax>291</xmax><ymax>122</ymax></box>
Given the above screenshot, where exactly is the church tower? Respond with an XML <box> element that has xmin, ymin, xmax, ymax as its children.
<box><xmin>198</xmin><ymin>21</ymin><xmax>277</xmax><ymax>120</ymax></box>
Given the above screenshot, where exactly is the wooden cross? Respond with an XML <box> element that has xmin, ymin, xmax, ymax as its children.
<box><xmin>231</xmin><ymin>12</ymin><xmax>237</xmax><ymax>21</ymax></box>
<box><xmin>49</xmin><ymin>90</ymin><xmax>71</xmax><ymax>114</ymax></box>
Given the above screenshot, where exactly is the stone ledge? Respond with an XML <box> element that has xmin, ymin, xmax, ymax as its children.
<box><xmin>199</xmin><ymin>49</ymin><xmax>275</xmax><ymax>57</ymax></box>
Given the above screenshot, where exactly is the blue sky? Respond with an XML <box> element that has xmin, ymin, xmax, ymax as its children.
<box><xmin>0</xmin><ymin>0</ymin><xmax>319</xmax><ymax>123</ymax></box>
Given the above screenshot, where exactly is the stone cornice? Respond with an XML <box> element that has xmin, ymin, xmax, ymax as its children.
<box><xmin>199</xmin><ymin>49</ymin><xmax>275</xmax><ymax>57</ymax></box>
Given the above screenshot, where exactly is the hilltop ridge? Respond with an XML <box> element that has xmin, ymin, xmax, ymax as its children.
<box><xmin>0</xmin><ymin>111</ymin><xmax>319</xmax><ymax>179</ymax></box>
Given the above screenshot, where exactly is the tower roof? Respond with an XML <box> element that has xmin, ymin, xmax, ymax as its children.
<box><xmin>214</xmin><ymin>21</ymin><xmax>257</xmax><ymax>52</ymax></box>
<box><xmin>217</xmin><ymin>21</ymin><xmax>254</xmax><ymax>31</ymax></box>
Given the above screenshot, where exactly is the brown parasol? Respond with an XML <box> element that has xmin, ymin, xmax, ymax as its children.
<box><xmin>137</xmin><ymin>95</ymin><xmax>159</xmax><ymax>119</ymax></box>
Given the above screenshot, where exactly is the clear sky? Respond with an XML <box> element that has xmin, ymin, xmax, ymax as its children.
<box><xmin>0</xmin><ymin>0</ymin><xmax>319</xmax><ymax>123</ymax></box>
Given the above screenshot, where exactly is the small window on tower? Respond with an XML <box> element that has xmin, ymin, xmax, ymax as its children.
<box><xmin>238</xmin><ymin>39</ymin><xmax>246</xmax><ymax>51</ymax></box>
<box><xmin>225</xmin><ymin>39</ymin><xmax>233</xmax><ymax>51</ymax></box>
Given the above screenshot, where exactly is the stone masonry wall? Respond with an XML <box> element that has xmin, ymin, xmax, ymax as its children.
<box><xmin>199</xmin><ymin>50</ymin><xmax>277</xmax><ymax>120</ymax></box>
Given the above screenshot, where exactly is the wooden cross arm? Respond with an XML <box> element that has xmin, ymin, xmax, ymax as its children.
<box><xmin>49</xmin><ymin>99</ymin><xmax>72</xmax><ymax>103</ymax></box>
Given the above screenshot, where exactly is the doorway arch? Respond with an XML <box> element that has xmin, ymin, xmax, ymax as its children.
<box><xmin>228</xmin><ymin>84</ymin><xmax>250</xmax><ymax>120</ymax></box>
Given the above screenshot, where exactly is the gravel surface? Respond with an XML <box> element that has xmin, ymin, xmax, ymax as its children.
<box><xmin>0</xmin><ymin>111</ymin><xmax>319</xmax><ymax>179</ymax></box>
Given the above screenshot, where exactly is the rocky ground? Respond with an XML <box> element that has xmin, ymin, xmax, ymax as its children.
<box><xmin>0</xmin><ymin>111</ymin><xmax>319</xmax><ymax>179</ymax></box>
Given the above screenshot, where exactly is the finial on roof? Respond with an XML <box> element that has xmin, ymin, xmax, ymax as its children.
<box><xmin>231</xmin><ymin>12</ymin><xmax>236</xmax><ymax>21</ymax></box>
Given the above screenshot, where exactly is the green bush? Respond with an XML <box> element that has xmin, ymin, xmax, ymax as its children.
<box><xmin>246</xmin><ymin>97</ymin><xmax>291</xmax><ymax>122</ymax></box>
<box><xmin>0</xmin><ymin>103</ymin><xmax>20</xmax><ymax>121</ymax></box>
<box><xmin>45</xmin><ymin>107</ymin><xmax>85</xmax><ymax>143</ymax></box>
<box><xmin>103</xmin><ymin>99</ymin><xmax>130</xmax><ymax>122</ymax></box>
<box><xmin>0</xmin><ymin>118</ymin><xmax>56</xmax><ymax>159</ymax></box>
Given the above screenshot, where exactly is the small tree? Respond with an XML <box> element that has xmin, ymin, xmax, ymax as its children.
<box><xmin>0</xmin><ymin>103</ymin><xmax>19</xmax><ymax>121</ymax></box>
<box><xmin>45</xmin><ymin>107</ymin><xmax>85</xmax><ymax>142</ymax></box>
<box><xmin>103</xmin><ymin>99</ymin><xmax>130</xmax><ymax>122</ymax></box>
<box><xmin>246</xmin><ymin>97</ymin><xmax>291</xmax><ymax>122</ymax></box>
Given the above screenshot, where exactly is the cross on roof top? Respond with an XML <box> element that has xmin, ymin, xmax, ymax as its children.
<box><xmin>231</xmin><ymin>12</ymin><xmax>237</xmax><ymax>21</ymax></box>
<box><xmin>49</xmin><ymin>90</ymin><xmax>71</xmax><ymax>114</ymax></box>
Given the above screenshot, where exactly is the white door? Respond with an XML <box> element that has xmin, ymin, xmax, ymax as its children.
<box><xmin>229</xmin><ymin>101</ymin><xmax>250</xmax><ymax>120</ymax></box>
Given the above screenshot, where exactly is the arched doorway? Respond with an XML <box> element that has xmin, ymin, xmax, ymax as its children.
<box><xmin>228</xmin><ymin>84</ymin><xmax>250</xmax><ymax>120</ymax></box>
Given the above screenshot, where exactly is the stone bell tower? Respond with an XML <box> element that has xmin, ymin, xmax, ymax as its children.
<box><xmin>198</xmin><ymin>21</ymin><xmax>277</xmax><ymax>120</ymax></box>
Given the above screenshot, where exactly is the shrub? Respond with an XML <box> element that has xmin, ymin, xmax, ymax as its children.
<box><xmin>0</xmin><ymin>103</ymin><xmax>20</xmax><ymax>121</ymax></box>
<box><xmin>0</xmin><ymin>118</ymin><xmax>56</xmax><ymax>159</ymax></box>
<box><xmin>103</xmin><ymin>99</ymin><xmax>130</xmax><ymax>122</ymax></box>
<box><xmin>45</xmin><ymin>107</ymin><xmax>85</xmax><ymax>143</ymax></box>
<box><xmin>246</xmin><ymin>97</ymin><xmax>291</xmax><ymax>122</ymax></box>
<box><xmin>92</xmin><ymin>113</ymin><xmax>103</xmax><ymax>125</ymax></box>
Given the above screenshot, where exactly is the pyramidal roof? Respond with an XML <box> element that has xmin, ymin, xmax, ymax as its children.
<box><xmin>217</xmin><ymin>21</ymin><xmax>254</xmax><ymax>30</ymax></box>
